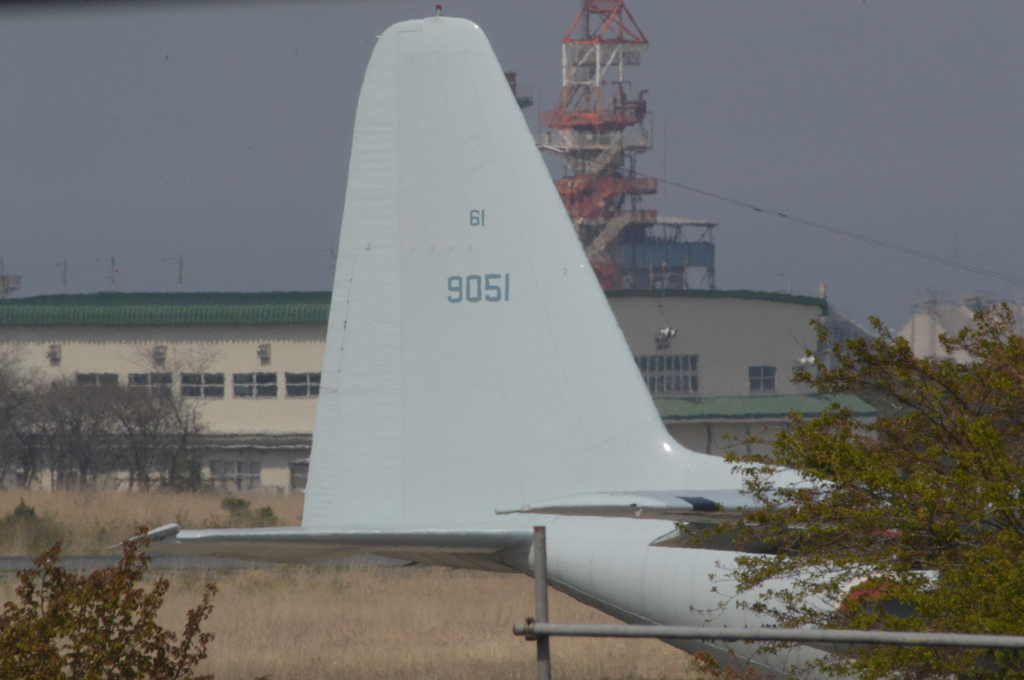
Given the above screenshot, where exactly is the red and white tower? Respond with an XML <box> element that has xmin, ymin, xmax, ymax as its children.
<box><xmin>538</xmin><ymin>0</ymin><xmax>718</xmax><ymax>292</ymax></box>
<box><xmin>537</xmin><ymin>0</ymin><xmax>656</xmax><ymax>289</ymax></box>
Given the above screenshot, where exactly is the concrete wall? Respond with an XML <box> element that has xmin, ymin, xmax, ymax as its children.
<box><xmin>607</xmin><ymin>295</ymin><xmax>822</xmax><ymax>397</ymax></box>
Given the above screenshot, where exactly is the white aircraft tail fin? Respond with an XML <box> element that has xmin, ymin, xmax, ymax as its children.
<box><xmin>303</xmin><ymin>16</ymin><xmax>734</xmax><ymax>527</ymax></box>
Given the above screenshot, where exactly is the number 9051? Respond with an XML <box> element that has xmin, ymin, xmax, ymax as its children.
<box><xmin>448</xmin><ymin>274</ymin><xmax>509</xmax><ymax>303</ymax></box>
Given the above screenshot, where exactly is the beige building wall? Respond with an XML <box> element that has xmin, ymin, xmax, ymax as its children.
<box><xmin>2</xmin><ymin>323</ymin><xmax>326</xmax><ymax>435</ymax></box>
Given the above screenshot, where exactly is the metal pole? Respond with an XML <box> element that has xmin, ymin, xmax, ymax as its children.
<box><xmin>513</xmin><ymin>622</ymin><xmax>1024</xmax><ymax>650</ymax></box>
<box><xmin>533</xmin><ymin>526</ymin><xmax>551</xmax><ymax>680</ymax></box>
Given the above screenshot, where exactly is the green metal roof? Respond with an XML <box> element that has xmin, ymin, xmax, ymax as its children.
<box><xmin>606</xmin><ymin>289</ymin><xmax>828</xmax><ymax>315</ymax></box>
<box><xmin>656</xmin><ymin>394</ymin><xmax>875</xmax><ymax>421</ymax></box>
<box><xmin>0</xmin><ymin>292</ymin><xmax>331</xmax><ymax>326</ymax></box>
<box><xmin>0</xmin><ymin>288</ymin><xmax>825</xmax><ymax>326</ymax></box>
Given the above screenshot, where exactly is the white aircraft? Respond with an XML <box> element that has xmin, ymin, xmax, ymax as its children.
<box><xmin>144</xmin><ymin>15</ymin><xmax>825</xmax><ymax>676</ymax></box>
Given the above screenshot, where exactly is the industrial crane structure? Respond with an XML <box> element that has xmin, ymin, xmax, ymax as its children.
<box><xmin>537</xmin><ymin>0</ymin><xmax>716</xmax><ymax>291</ymax></box>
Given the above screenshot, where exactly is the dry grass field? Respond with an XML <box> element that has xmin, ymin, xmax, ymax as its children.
<box><xmin>154</xmin><ymin>566</ymin><xmax>701</xmax><ymax>680</ymax></box>
<box><xmin>0</xmin><ymin>490</ymin><xmax>304</xmax><ymax>555</ymax></box>
<box><xmin>0</xmin><ymin>563</ymin><xmax>705</xmax><ymax>680</ymax></box>
<box><xmin>0</xmin><ymin>492</ymin><xmax>704</xmax><ymax>679</ymax></box>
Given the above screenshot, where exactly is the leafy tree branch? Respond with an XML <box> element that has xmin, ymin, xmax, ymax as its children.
<box><xmin>726</xmin><ymin>304</ymin><xmax>1024</xmax><ymax>679</ymax></box>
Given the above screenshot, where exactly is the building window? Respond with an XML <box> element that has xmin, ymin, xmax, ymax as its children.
<box><xmin>128</xmin><ymin>372</ymin><xmax>173</xmax><ymax>396</ymax></box>
<box><xmin>285</xmin><ymin>372</ymin><xmax>321</xmax><ymax>397</ymax></box>
<box><xmin>289</xmin><ymin>458</ymin><xmax>309</xmax><ymax>491</ymax></box>
<box><xmin>181</xmin><ymin>373</ymin><xmax>225</xmax><ymax>398</ymax></box>
<box><xmin>75</xmin><ymin>373</ymin><xmax>118</xmax><ymax>386</ymax></box>
<box><xmin>749</xmin><ymin>366</ymin><xmax>776</xmax><ymax>393</ymax></box>
<box><xmin>233</xmin><ymin>372</ymin><xmax>277</xmax><ymax>398</ymax></box>
<box><xmin>209</xmin><ymin>460</ymin><xmax>261</xmax><ymax>491</ymax></box>
<box><xmin>635</xmin><ymin>354</ymin><xmax>699</xmax><ymax>395</ymax></box>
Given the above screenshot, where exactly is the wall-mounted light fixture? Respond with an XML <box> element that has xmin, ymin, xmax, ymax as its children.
<box><xmin>793</xmin><ymin>355</ymin><xmax>816</xmax><ymax>374</ymax></box>
<box><xmin>152</xmin><ymin>345</ymin><xmax>167</xmax><ymax>367</ymax></box>
<box><xmin>257</xmin><ymin>344</ymin><xmax>271</xmax><ymax>365</ymax></box>
<box><xmin>46</xmin><ymin>344</ymin><xmax>61</xmax><ymax>367</ymax></box>
<box><xmin>654</xmin><ymin>328</ymin><xmax>677</xmax><ymax>351</ymax></box>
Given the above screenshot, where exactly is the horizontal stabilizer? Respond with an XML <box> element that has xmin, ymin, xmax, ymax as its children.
<box><xmin>496</xmin><ymin>490</ymin><xmax>751</xmax><ymax>524</ymax></box>
<box><xmin>130</xmin><ymin>523</ymin><xmax>533</xmax><ymax>571</ymax></box>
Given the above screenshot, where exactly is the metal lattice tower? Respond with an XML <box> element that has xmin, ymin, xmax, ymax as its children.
<box><xmin>537</xmin><ymin>0</ymin><xmax>716</xmax><ymax>291</ymax></box>
<box><xmin>537</xmin><ymin>0</ymin><xmax>655</xmax><ymax>288</ymax></box>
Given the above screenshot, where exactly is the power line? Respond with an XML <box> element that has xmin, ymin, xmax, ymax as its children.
<box><xmin>641</xmin><ymin>173</ymin><xmax>1024</xmax><ymax>288</ymax></box>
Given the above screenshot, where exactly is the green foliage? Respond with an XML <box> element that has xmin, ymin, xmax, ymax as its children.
<box><xmin>0</xmin><ymin>529</ymin><xmax>216</xmax><ymax>679</ymax></box>
<box><xmin>0</xmin><ymin>499</ymin><xmax>64</xmax><ymax>555</ymax></box>
<box><xmin>9</xmin><ymin>499</ymin><xmax>34</xmax><ymax>520</ymax></box>
<box><xmin>219</xmin><ymin>497</ymin><xmax>250</xmax><ymax>518</ymax></box>
<box><xmin>252</xmin><ymin>506</ymin><xmax>278</xmax><ymax>527</ymax></box>
<box><xmin>220</xmin><ymin>497</ymin><xmax>278</xmax><ymax>528</ymax></box>
<box><xmin>726</xmin><ymin>305</ymin><xmax>1024</xmax><ymax>679</ymax></box>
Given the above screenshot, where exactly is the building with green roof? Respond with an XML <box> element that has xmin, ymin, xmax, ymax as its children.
<box><xmin>0</xmin><ymin>289</ymin><xmax>873</xmax><ymax>488</ymax></box>
<box><xmin>0</xmin><ymin>292</ymin><xmax>329</xmax><ymax>493</ymax></box>
<box><xmin>0</xmin><ymin>291</ymin><xmax>331</xmax><ymax>326</ymax></box>
<box><xmin>607</xmin><ymin>288</ymin><xmax>826</xmax><ymax>398</ymax></box>
<box><xmin>603</xmin><ymin>289</ymin><xmax>874</xmax><ymax>457</ymax></box>
<box><xmin>655</xmin><ymin>394</ymin><xmax>875</xmax><ymax>458</ymax></box>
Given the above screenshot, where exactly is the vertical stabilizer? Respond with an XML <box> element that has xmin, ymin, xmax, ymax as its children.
<box><xmin>303</xmin><ymin>16</ymin><xmax>735</xmax><ymax>527</ymax></box>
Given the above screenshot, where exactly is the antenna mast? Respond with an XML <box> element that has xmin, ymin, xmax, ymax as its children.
<box><xmin>0</xmin><ymin>258</ymin><xmax>22</xmax><ymax>299</ymax></box>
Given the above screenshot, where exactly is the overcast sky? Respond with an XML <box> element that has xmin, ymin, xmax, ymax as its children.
<box><xmin>2</xmin><ymin>1</ymin><xmax>1022</xmax><ymax>327</ymax></box>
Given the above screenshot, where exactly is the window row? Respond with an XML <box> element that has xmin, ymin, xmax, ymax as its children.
<box><xmin>637</xmin><ymin>354</ymin><xmax>698</xmax><ymax>373</ymax></box>
<box><xmin>632</xmin><ymin>359</ymin><xmax>782</xmax><ymax>395</ymax></box>
<box><xmin>635</xmin><ymin>354</ymin><xmax>699</xmax><ymax>395</ymax></box>
<box><xmin>209</xmin><ymin>460</ymin><xmax>262</xmax><ymax>491</ymax></box>
<box><xmin>75</xmin><ymin>372</ymin><xmax>321</xmax><ymax>399</ymax></box>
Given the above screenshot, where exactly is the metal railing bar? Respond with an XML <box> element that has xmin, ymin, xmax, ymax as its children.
<box><xmin>532</xmin><ymin>527</ymin><xmax>551</xmax><ymax>680</ymax></box>
<box><xmin>513</xmin><ymin>622</ymin><xmax>1024</xmax><ymax>650</ymax></box>
<box><xmin>519</xmin><ymin>523</ymin><xmax>1024</xmax><ymax>680</ymax></box>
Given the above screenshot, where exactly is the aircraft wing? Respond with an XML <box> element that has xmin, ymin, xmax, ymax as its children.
<box><xmin>496</xmin><ymin>490</ymin><xmax>751</xmax><ymax>524</ymax></box>
<box><xmin>495</xmin><ymin>491</ymin><xmax>796</xmax><ymax>553</ymax></box>
<box><xmin>134</xmin><ymin>523</ymin><xmax>534</xmax><ymax>572</ymax></box>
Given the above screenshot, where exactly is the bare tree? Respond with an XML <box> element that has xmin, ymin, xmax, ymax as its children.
<box><xmin>0</xmin><ymin>349</ymin><xmax>48</xmax><ymax>488</ymax></box>
<box><xmin>113</xmin><ymin>345</ymin><xmax>210</xmax><ymax>490</ymax></box>
<box><xmin>108</xmin><ymin>387</ymin><xmax>167</xmax><ymax>491</ymax></box>
<box><xmin>0</xmin><ymin>346</ymin><xmax>209</xmax><ymax>491</ymax></box>
<box><xmin>38</xmin><ymin>379</ymin><xmax>119</xmax><ymax>489</ymax></box>
<box><xmin>155</xmin><ymin>389</ymin><xmax>205</xmax><ymax>491</ymax></box>
<box><xmin>7</xmin><ymin>386</ymin><xmax>48</xmax><ymax>488</ymax></box>
<box><xmin>0</xmin><ymin>349</ymin><xmax>24</xmax><ymax>486</ymax></box>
